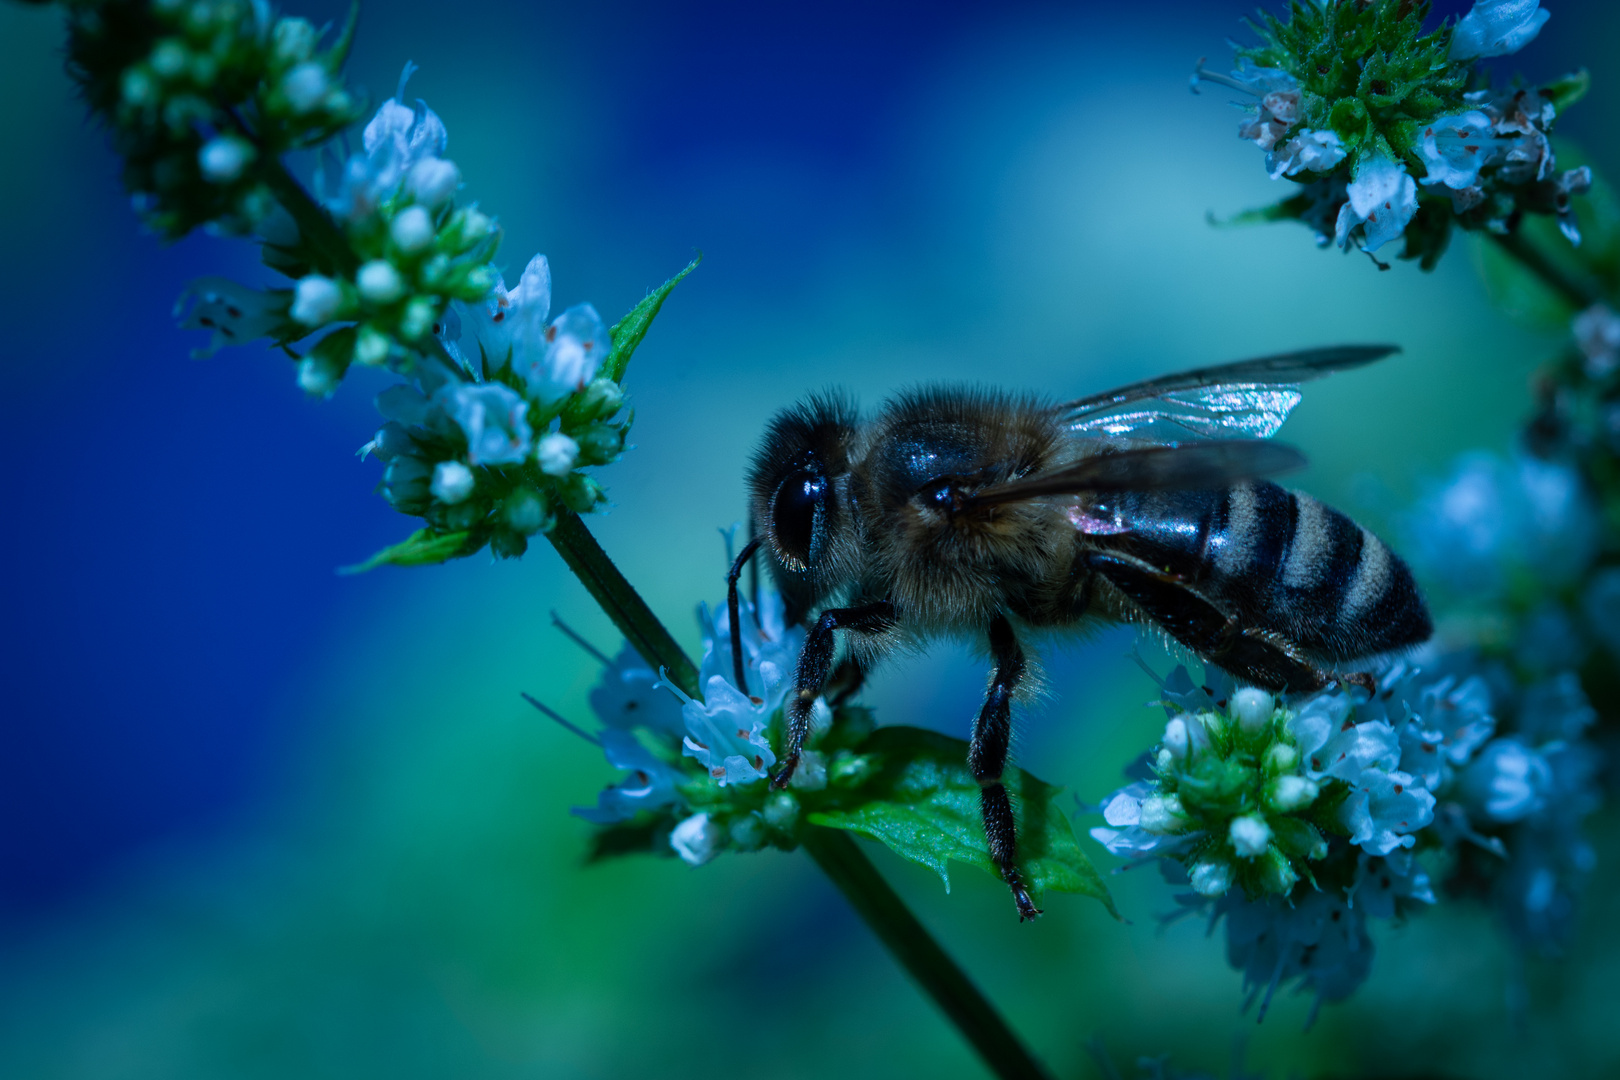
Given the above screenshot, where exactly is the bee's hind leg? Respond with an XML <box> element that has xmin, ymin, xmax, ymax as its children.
<box><xmin>972</xmin><ymin>614</ymin><xmax>1041</xmax><ymax>922</ymax></box>
<box><xmin>771</xmin><ymin>601</ymin><xmax>896</xmax><ymax>789</ymax></box>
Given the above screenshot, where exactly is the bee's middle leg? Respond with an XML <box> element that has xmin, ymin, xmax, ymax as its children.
<box><xmin>971</xmin><ymin>613</ymin><xmax>1041</xmax><ymax>922</ymax></box>
<box><xmin>771</xmin><ymin>600</ymin><xmax>896</xmax><ymax>789</ymax></box>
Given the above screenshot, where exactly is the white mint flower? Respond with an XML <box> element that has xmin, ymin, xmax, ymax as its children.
<box><xmin>1461</xmin><ymin>738</ymin><xmax>1551</xmax><ymax>823</ymax></box>
<box><xmin>176</xmin><ymin>277</ymin><xmax>287</xmax><ymax>355</ymax></box>
<box><xmin>680</xmin><ymin>675</ymin><xmax>778</xmax><ymax>786</ymax></box>
<box><xmin>670</xmin><ymin>813</ymin><xmax>721</xmax><ymax>866</ymax></box>
<box><xmin>328</xmin><ymin>69</ymin><xmax>452</xmax><ymax>221</ymax></box>
<box><xmin>430</xmin><ymin>460</ymin><xmax>475</xmax><ymax>504</ymax></box>
<box><xmin>537</xmin><ymin>432</ymin><xmax>579</xmax><ymax>477</ymax></box>
<box><xmin>1214</xmin><ymin>888</ymin><xmax>1373</xmax><ymax>1021</ymax></box>
<box><xmin>1337</xmin><ymin>767</ymin><xmax>1434</xmax><ymax>855</ymax></box>
<box><xmin>1334</xmin><ymin>154</ymin><xmax>1418</xmax><ymax>253</ymax></box>
<box><xmin>462</xmin><ymin>253</ymin><xmax>551</xmax><ymax>373</ymax></box>
<box><xmin>197</xmin><ymin>134</ymin><xmax>255</xmax><ymax>183</ymax></box>
<box><xmin>519</xmin><ymin>303</ymin><xmax>609</xmax><ymax>404</ymax></box>
<box><xmin>1450</xmin><ymin>0</ymin><xmax>1549</xmax><ymax>61</ymax></box>
<box><xmin>440</xmin><ymin>382</ymin><xmax>532</xmax><ymax>465</ymax></box>
<box><xmin>290</xmin><ymin>274</ymin><xmax>343</xmax><ymax>325</ymax></box>
<box><xmin>1266</xmin><ymin>129</ymin><xmax>1346</xmax><ymax>179</ymax></box>
<box><xmin>589</xmin><ymin>643</ymin><xmax>687</xmax><ymax>737</ymax></box>
<box><xmin>697</xmin><ymin>586</ymin><xmax>805</xmax><ymax>708</ymax></box>
<box><xmin>572</xmin><ymin>730</ymin><xmax>686</xmax><ymax>825</ymax></box>
<box><xmin>1416</xmin><ymin>111</ymin><xmax>1498</xmax><ymax>189</ymax></box>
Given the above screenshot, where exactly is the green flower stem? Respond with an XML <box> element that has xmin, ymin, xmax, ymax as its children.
<box><xmin>801</xmin><ymin>827</ymin><xmax>1055</xmax><ymax>1080</ymax></box>
<box><xmin>1489</xmin><ymin>230</ymin><xmax>1608</xmax><ymax>311</ymax></box>
<box><xmin>546</xmin><ymin>512</ymin><xmax>1051</xmax><ymax>1080</ymax></box>
<box><xmin>545</xmin><ymin>509</ymin><xmax>702</xmax><ymax>699</ymax></box>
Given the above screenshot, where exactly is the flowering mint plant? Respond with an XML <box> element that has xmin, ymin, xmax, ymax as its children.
<box><xmin>68</xmin><ymin>0</ymin><xmax>697</xmax><ymax>568</ymax></box>
<box><xmin>1091</xmin><ymin>650</ymin><xmax>1601</xmax><ymax>1019</ymax></box>
<box><xmin>1197</xmin><ymin>0</ymin><xmax>1591</xmax><ymax>266</ymax></box>
<box><xmin>545</xmin><ymin>565</ymin><xmax>1114</xmax><ymax>910</ymax></box>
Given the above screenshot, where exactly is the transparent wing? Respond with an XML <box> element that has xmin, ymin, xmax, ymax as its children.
<box><xmin>1060</xmin><ymin>345</ymin><xmax>1398</xmax><ymax>441</ymax></box>
<box><xmin>964</xmin><ymin>441</ymin><xmax>1307</xmax><ymax>510</ymax></box>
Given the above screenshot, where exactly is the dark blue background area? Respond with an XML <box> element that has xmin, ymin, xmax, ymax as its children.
<box><xmin>0</xmin><ymin>0</ymin><xmax>1610</xmax><ymax>917</ymax></box>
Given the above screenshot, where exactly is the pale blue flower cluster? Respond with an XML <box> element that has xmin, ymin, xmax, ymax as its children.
<box><xmin>1091</xmin><ymin>643</ymin><xmax>1603</xmax><ymax>1017</ymax></box>
<box><xmin>567</xmin><ymin>583</ymin><xmax>809</xmax><ymax>865</ymax></box>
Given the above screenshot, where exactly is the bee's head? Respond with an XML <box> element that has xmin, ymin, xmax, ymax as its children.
<box><xmin>747</xmin><ymin>392</ymin><xmax>860</xmax><ymax>617</ymax></box>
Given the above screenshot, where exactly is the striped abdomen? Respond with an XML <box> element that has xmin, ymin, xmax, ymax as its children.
<box><xmin>1098</xmin><ymin>481</ymin><xmax>1431</xmax><ymax>661</ymax></box>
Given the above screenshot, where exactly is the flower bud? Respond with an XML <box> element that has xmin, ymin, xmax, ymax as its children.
<box><xmin>503</xmin><ymin>488</ymin><xmax>552</xmax><ymax>535</ymax></box>
<box><xmin>390</xmin><ymin>206</ymin><xmax>435</xmax><ymax>255</ymax></box>
<box><xmin>1263</xmin><ymin>743</ymin><xmax>1299</xmax><ymax>776</ymax></box>
<box><xmin>448</xmin><ymin>264</ymin><xmax>498</xmax><ymax>302</ymax></box>
<box><xmin>762</xmin><ymin>791</ymin><xmax>800</xmax><ymax>833</ymax></box>
<box><xmin>197</xmin><ymin>135</ymin><xmax>255</xmax><ymax>184</ymax></box>
<box><xmin>1231</xmin><ymin>688</ymin><xmax>1273</xmax><ymax>736</ymax></box>
<box><xmin>1229</xmin><ymin>813</ymin><xmax>1273</xmax><ymax>857</ymax></box>
<box><xmin>490</xmin><ymin>528</ymin><xmax>529</xmax><ymax>559</ymax></box>
<box><xmin>290</xmin><ymin>275</ymin><xmax>343</xmax><ymax>326</ymax></box>
<box><xmin>368</xmin><ymin>422</ymin><xmax>419</xmax><ymax>461</ymax></box>
<box><xmin>1189</xmin><ymin>857</ymin><xmax>1235</xmax><ymax>897</ymax></box>
<box><xmin>1154</xmin><ymin>747</ymin><xmax>1174</xmax><ymax>770</ymax></box>
<box><xmin>1270</xmin><ymin>817</ymin><xmax>1327</xmax><ymax>861</ymax></box>
<box><xmin>789</xmin><ymin>750</ymin><xmax>828</xmax><ymax>791</ymax></box>
<box><xmin>399</xmin><ymin>296</ymin><xmax>438</xmax><ymax>341</ymax></box>
<box><xmin>272</xmin><ymin>17</ymin><xmax>317</xmax><ymax>64</ymax></box>
<box><xmin>729</xmin><ymin>812</ymin><xmax>768</xmax><ymax>852</ymax></box>
<box><xmin>1265</xmin><ymin>775</ymin><xmax>1319</xmax><ymax>813</ymax></box>
<box><xmin>281</xmin><ymin>61</ymin><xmax>329</xmax><ymax>114</ymax></box>
<box><xmin>538</xmin><ymin>432</ymin><xmax>580</xmax><ymax>477</ymax></box>
<box><xmin>407</xmin><ymin>158</ymin><xmax>461</xmax><ymax>208</ymax></box>
<box><xmin>1163</xmin><ymin>717</ymin><xmax>1191</xmax><ymax>761</ymax></box>
<box><xmin>575</xmin><ymin>423</ymin><xmax>624</xmax><ymax>465</ymax></box>
<box><xmin>559</xmin><ymin>473</ymin><xmax>605</xmax><ymax>513</ymax></box>
<box><xmin>354</xmin><ymin>324</ymin><xmax>392</xmax><ymax>366</ymax></box>
<box><xmin>430</xmin><ymin>460</ymin><xmax>475</xmax><ymax>504</ymax></box>
<box><xmin>357</xmin><ymin>260</ymin><xmax>406</xmax><ymax>305</ymax></box>
<box><xmin>149</xmin><ymin>40</ymin><xmax>188</xmax><ymax>79</ymax></box>
<box><xmin>418</xmin><ymin>254</ymin><xmax>452</xmax><ymax>290</ymax></box>
<box><xmin>297</xmin><ymin>354</ymin><xmax>341</xmax><ymax>396</ymax></box>
<box><xmin>1139</xmin><ymin>794</ymin><xmax>1185</xmax><ymax>834</ymax></box>
<box><xmin>121</xmin><ymin>67</ymin><xmax>157</xmax><ymax>107</ymax></box>
<box><xmin>383</xmin><ymin>456</ymin><xmax>433</xmax><ymax>513</ymax></box>
<box><xmin>440</xmin><ymin>208</ymin><xmax>493</xmax><ymax>252</ymax></box>
<box><xmin>670</xmin><ymin>813</ymin><xmax>720</xmax><ymax>866</ymax></box>
<box><xmin>569</xmin><ymin>377</ymin><xmax>626</xmax><ymax>422</ymax></box>
<box><xmin>1255</xmin><ymin>847</ymin><xmax>1298</xmax><ymax>895</ymax></box>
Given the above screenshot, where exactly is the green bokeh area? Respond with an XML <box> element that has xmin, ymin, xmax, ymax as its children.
<box><xmin>3</xmin><ymin>1</ymin><xmax>1619</xmax><ymax>1077</ymax></box>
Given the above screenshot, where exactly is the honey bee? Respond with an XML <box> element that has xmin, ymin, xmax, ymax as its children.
<box><xmin>726</xmin><ymin>346</ymin><xmax>1431</xmax><ymax>920</ymax></box>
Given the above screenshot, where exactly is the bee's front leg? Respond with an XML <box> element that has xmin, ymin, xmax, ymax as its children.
<box><xmin>772</xmin><ymin>600</ymin><xmax>896</xmax><ymax>789</ymax></box>
<box><xmin>971</xmin><ymin>614</ymin><xmax>1041</xmax><ymax>922</ymax></box>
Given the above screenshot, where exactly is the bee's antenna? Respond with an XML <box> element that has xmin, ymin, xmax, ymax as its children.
<box><xmin>726</xmin><ymin>537</ymin><xmax>764</xmax><ymax>693</ymax></box>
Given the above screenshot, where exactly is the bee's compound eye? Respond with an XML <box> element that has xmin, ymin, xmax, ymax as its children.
<box><xmin>770</xmin><ymin>469</ymin><xmax>826</xmax><ymax>570</ymax></box>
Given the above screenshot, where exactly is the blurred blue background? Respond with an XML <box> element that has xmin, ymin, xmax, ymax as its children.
<box><xmin>2</xmin><ymin>0</ymin><xmax>1617</xmax><ymax>1076</ymax></box>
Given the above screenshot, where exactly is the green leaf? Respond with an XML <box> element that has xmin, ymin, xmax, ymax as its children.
<box><xmin>807</xmin><ymin>726</ymin><xmax>1116</xmax><ymax>915</ymax></box>
<box><xmin>602</xmin><ymin>254</ymin><xmax>701</xmax><ymax>383</ymax></box>
<box><xmin>338</xmin><ymin>528</ymin><xmax>479</xmax><ymax>574</ymax></box>
<box><xmin>1543</xmin><ymin>69</ymin><xmax>1591</xmax><ymax>114</ymax></box>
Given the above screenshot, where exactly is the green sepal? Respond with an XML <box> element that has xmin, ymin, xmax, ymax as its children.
<box><xmin>601</xmin><ymin>254</ymin><xmax>701</xmax><ymax>383</ymax></box>
<box><xmin>1542</xmin><ymin>69</ymin><xmax>1590</xmax><ymax>114</ymax></box>
<box><xmin>807</xmin><ymin>726</ymin><xmax>1116</xmax><ymax>915</ymax></box>
<box><xmin>338</xmin><ymin>527</ymin><xmax>483</xmax><ymax>574</ymax></box>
